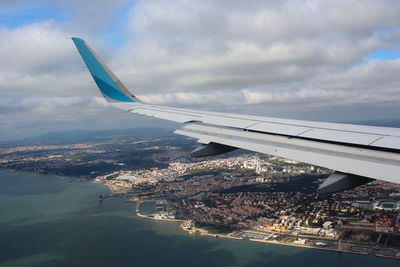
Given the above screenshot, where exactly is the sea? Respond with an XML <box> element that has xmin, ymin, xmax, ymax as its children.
<box><xmin>0</xmin><ymin>170</ymin><xmax>398</xmax><ymax>267</ymax></box>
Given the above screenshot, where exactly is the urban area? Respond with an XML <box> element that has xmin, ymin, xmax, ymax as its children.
<box><xmin>1</xmin><ymin>129</ymin><xmax>399</xmax><ymax>259</ymax></box>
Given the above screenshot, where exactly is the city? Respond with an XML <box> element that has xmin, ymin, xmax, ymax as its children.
<box><xmin>1</xmin><ymin>131</ymin><xmax>399</xmax><ymax>259</ymax></box>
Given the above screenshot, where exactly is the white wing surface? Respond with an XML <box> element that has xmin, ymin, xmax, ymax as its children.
<box><xmin>72</xmin><ymin>37</ymin><xmax>400</xmax><ymax>193</ymax></box>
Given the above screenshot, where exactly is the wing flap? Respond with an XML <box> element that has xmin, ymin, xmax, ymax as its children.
<box><xmin>246</xmin><ymin>122</ymin><xmax>311</xmax><ymax>136</ymax></box>
<box><xmin>298</xmin><ymin>128</ymin><xmax>382</xmax><ymax>146</ymax></box>
<box><xmin>369</xmin><ymin>136</ymin><xmax>400</xmax><ymax>150</ymax></box>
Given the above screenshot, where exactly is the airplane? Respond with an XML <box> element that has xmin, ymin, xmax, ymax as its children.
<box><xmin>71</xmin><ymin>37</ymin><xmax>400</xmax><ymax>194</ymax></box>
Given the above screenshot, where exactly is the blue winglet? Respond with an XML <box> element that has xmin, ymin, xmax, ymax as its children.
<box><xmin>72</xmin><ymin>37</ymin><xmax>137</xmax><ymax>103</ymax></box>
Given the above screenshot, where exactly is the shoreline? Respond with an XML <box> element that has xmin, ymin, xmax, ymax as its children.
<box><xmin>178</xmin><ymin>224</ymin><xmax>400</xmax><ymax>259</ymax></box>
<box><xmin>4</xmin><ymin>169</ymin><xmax>398</xmax><ymax>260</ymax></box>
<box><xmin>97</xmin><ymin>179</ymin><xmax>400</xmax><ymax>260</ymax></box>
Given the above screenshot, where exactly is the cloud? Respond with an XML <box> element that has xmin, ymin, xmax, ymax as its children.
<box><xmin>0</xmin><ymin>21</ymin><xmax>73</xmax><ymax>74</ymax></box>
<box><xmin>110</xmin><ymin>0</ymin><xmax>400</xmax><ymax>96</ymax></box>
<box><xmin>1</xmin><ymin>0</ymin><xmax>400</xmax><ymax>140</ymax></box>
<box><xmin>315</xmin><ymin>59</ymin><xmax>400</xmax><ymax>90</ymax></box>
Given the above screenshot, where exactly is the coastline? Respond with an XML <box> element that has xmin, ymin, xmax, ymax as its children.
<box><xmin>178</xmin><ymin>224</ymin><xmax>400</xmax><ymax>258</ymax></box>
<box><xmin>189</xmin><ymin>227</ymin><xmax>400</xmax><ymax>260</ymax></box>
<box><xmin>4</xmin><ymin>170</ymin><xmax>396</xmax><ymax>261</ymax></box>
<box><xmin>95</xmin><ymin>178</ymin><xmax>400</xmax><ymax>260</ymax></box>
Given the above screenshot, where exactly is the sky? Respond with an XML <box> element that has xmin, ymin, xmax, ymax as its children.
<box><xmin>1</xmin><ymin>0</ymin><xmax>400</xmax><ymax>141</ymax></box>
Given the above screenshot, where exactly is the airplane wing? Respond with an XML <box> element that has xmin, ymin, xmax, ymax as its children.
<box><xmin>72</xmin><ymin>37</ymin><xmax>400</xmax><ymax>194</ymax></box>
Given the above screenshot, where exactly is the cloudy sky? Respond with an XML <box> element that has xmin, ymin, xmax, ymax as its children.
<box><xmin>1</xmin><ymin>0</ymin><xmax>400</xmax><ymax>141</ymax></box>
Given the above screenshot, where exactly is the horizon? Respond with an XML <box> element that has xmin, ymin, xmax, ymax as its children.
<box><xmin>3</xmin><ymin>117</ymin><xmax>400</xmax><ymax>143</ymax></box>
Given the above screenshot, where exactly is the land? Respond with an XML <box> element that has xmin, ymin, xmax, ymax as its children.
<box><xmin>1</xmin><ymin>127</ymin><xmax>400</xmax><ymax>259</ymax></box>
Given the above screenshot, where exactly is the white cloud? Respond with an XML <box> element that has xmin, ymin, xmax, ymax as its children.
<box><xmin>1</xmin><ymin>0</ymin><xmax>400</xmax><ymax>140</ymax></box>
<box><xmin>315</xmin><ymin>59</ymin><xmax>400</xmax><ymax>90</ymax></box>
<box><xmin>110</xmin><ymin>0</ymin><xmax>400</xmax><ymax>97</ymax></box>
<box><xmin>0</xmin><ymin>21</ymin><xmax>73</xmax><ymax>74</ymax></box>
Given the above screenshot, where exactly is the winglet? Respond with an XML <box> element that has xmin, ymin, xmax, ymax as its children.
<box><xmin>71</xmin><ymin>37</ymin><xmax>142</xmax><ymax>103</ymax></box>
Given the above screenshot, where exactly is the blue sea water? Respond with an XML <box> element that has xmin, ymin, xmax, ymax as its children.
<box><xmin>0</xmin><ymin>170</ymin><xmax>398</xmax><ymax>267</ymax></box>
